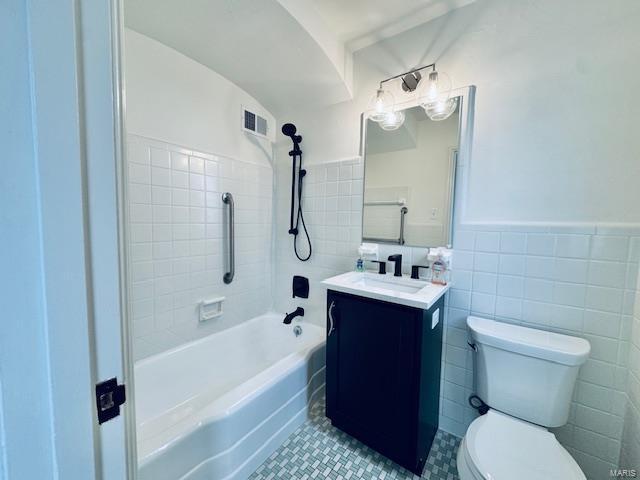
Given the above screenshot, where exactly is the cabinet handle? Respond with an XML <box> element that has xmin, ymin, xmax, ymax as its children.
<box><xmin>328</xmin><ymin>301</ymin><xmax>336</xmax><ymax>337</ymax></box>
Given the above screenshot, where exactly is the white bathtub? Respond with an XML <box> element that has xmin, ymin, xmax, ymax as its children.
<box><xmin>135</xmin><ymin>312</ymin><xmax>326</xmax><ymax>480</ymax></box>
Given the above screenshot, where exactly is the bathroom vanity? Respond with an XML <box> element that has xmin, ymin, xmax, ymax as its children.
<box><xmin>318</xmin><ymin>83</ymin><xmax>468</xmax><ymax>474</ymax></box>
<box><xmin>322</xmin><ymin>272</ymin><xmax>448</xmax><ymax>475</ymax></box>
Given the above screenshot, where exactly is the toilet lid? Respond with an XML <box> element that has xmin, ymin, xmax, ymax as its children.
<box><xmin>464</xmin><ymin>410</ymin><xmax>585</xmax><ymax>480</ymax></box>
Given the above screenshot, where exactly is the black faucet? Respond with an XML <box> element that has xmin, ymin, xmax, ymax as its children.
<box><xmin>283</xmin><ymin>307</ymin><xmax>304</xmax><ymax>324</ymax></box>
<box><xmin>411</xmin><ymin>265</ymin><xmax>430</xmax><ymax>279</ymax></box>
<box><xmin>370</xmin><ymin>260</ymin><xmax>386</xmax><ymax>274</ymax></box>
<box><xmin>387</xmin><ymin>254</ymin><xmax>403</xmax><ymax>277</ymax></box>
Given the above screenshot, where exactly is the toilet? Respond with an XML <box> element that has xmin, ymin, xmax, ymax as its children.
<box><xmin>457</xmin><ymin>316</ymin><xmax>591</xmax><ymax>480</ymax></box>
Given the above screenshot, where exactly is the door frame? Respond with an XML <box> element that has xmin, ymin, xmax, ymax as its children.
<box><xmin>104</xmin><ymin>0</ymin><xmax>139</xmax><ymax>477</ymax></box>
<box><xmin>90</xmin><ymin>0</ymin><xmax>139</xmax><ymax>476</ymax></box>
<box><xmin>69</xmin><ymin>0</ymin><xmax>138</xmax><ymax>476</ymax></box>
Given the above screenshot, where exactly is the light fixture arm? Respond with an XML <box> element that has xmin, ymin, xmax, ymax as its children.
<box><xmin>378</xmin><ymin>63</ymin><xmax>436</xmax><ymax>88</ymax></box>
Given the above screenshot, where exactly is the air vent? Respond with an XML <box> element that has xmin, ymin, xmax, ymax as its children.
<box><xmin>256</xmin><ymin>115</ymin><xmax>267</xmax><ymax>136</ymax></box>
<box><xmin>242</xmin><ymin>107</ymin><xmax>269</xmax><ymax>140</ymax></box>
<box><xmin>244</xmin><ymin>110</ymin><xmax>256</xmax><ymax>131</ymax></box>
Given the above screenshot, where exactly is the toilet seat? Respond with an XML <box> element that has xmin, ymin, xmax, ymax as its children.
<box><xmin>459</xmin><ymin>410</ymin><xmax>585</xmax><ymax>480</ymax></box>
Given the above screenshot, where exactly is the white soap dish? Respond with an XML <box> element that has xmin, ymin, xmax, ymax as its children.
<box><xmin>200</xmin><ymin>297</ymin><xmax>225</xmax><ymax>322</ymax></box>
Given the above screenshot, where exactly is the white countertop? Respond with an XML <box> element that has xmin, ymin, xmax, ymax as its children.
<box><xmin>322</xmin><ymin>271</ymin><xmax>450</xmax><ymax>310</ymax></box>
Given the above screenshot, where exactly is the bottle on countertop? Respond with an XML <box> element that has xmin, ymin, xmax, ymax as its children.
<box><xmin>431</xmin><ymin>257</ymin><xmax>447</xmax><ymax>285</ymax></box>
<box><xmin>428</xmin><ymin>247</ymin><xmax>451</xmax><ymax>285</ymax></box>
<box><xmin>357</xmin><ymin>243</ymin><xmax>378</xmax><ymax>273</ymax></box>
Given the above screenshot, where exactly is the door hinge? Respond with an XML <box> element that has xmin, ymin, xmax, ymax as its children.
<box><xmin>95</xmin><ymin>377</ymin><xmax>126</xmax><ymax>424</ymax></box>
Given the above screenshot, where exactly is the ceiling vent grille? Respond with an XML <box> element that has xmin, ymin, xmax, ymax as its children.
<box><xmin>242</xmin><ymin>107</ymin><xmax>269</xmax><ymax>139</ymax></box>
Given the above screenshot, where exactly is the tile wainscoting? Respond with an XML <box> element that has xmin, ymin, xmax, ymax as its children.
<box><xmin>274</xmin><ymin>155</ymin><xmax>640</xmax><ymax>479</ymax></box>
<box><xmin>447</xmin><ymin>224</ymin><xmax>638</xmax><ymax>478</ymax></box>
<box><xmin>620</xmin><ymin>266</ymin><xmax>640</xmax><ymax>471</ymax></box>
<box><xmin>126</xmin><ymin>134</ymin><xmax>274</xmax><ymax>360</ymax></box>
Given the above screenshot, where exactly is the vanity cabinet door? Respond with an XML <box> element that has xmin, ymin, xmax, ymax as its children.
<box><xmin>326</xmin><ymin>290</ymin><xmax>419</xmax><ymax>467</ymax></box>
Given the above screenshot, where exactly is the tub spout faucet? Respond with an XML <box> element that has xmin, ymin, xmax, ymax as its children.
<box><xmin>388</xmin><ymin>254</ymin><xmax>403</xmax><ymax>277</ymax></box>
<box><xmin>284</xmin><ymin>307</ymin><xmax>304</xmax><ymax>324</ymax></box>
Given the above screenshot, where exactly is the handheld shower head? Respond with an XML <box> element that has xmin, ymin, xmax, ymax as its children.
<box><xmin>281</xmin><ymin>123</ymin><xmax>296</xmax><ymax>137</ymax></box>
<box><xmin>282</xmin><ymin>123</ymin><xmax>302</xmax><ymax>144</ymax></box>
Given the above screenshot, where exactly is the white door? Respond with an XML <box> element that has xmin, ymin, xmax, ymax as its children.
<box><xmin>23</xmin><ymin>0</ymin><xmax>136</xmax><ymax>478</ymax></box>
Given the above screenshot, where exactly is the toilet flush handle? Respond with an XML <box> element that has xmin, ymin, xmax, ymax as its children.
<box><xmin>467</xmin><ymin>341</ymin><xmax>477</xmax><ymax>352</ymax></box>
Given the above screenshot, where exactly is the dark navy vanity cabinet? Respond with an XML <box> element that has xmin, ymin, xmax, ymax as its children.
<box><xmin>325</xmin><ymin>290</ymin><xmax>444</xmax><ymax>475</ymax></box>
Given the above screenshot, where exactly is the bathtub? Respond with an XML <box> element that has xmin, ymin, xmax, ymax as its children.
<box><xmin>135</xmin><ymin>312</ymin><xmax>326</xmax><ymax>480</ymax></box>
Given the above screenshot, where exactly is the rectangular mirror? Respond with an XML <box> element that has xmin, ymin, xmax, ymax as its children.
<box><xmin>361</xmin><ymin>97</ymin><xmax>462</xmax><ymax>247</ymax></box>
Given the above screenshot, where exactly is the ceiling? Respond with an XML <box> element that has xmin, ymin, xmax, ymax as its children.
<box><xmin>125</xmin><ymin>0</ymin><xmax>354</xmax><ymax>118</ymax></box>
<box><xmin>309</xmin><ymin>0</ymin><xmax>476</xmax><ymax>51</ymax></box>
<box><xmin>124</xmin><ymin>0</ymin><xmax>474</xmax><ymax>117</ymax></box>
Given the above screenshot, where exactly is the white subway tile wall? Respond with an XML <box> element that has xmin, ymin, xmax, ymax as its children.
<box><xmin>273</xmin><ymin>156</ymin><xmax>640</xmax><ymax>479</ymax></box>
<box><xmin>449</xmin><ymin>228</ymin><xmax>639</xmax><ymax>478</ymax></box>
<box><xmin>620</xmin><ymin>267</ymin><xmax>640</xmax><ymax>470</ymax></box>
<box><xmin>126</xmin><ymin>135</ymin><xmax>273</xmax><ymax>360</ymax></box>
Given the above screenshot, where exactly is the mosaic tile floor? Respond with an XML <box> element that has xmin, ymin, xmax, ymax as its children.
<box><xmin>250</xmin><ymin>398</ymin><xmax>461</xmax><ymax>480</ymax></box>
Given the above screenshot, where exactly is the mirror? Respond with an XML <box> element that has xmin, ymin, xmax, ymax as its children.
<box><xmin>362</xmin><ymin>100</ymin><xmax>460</xmax><ymax>247</ymax></box>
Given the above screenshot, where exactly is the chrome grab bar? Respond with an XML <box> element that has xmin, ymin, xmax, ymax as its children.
<box><xmin>362</xmin><ymin>206</ymin><xmax>408</xmax><ymax>245</ymax></box>
<box><xmin>363</xmin><ymin>200</ymin><xmax>406</xmax><ymax>206</ymax></box>
<box><xmin>328</xmin><ymin>301</ymin><xmax>336</xmax><ymax>336</ymax></box>
<box><xmin>362</xmin><ymin>236</ymin><xmax>401</xmax><ymax>244</ymax></box>
<box><xmin>399</xmin><ymin>206</ymin><xmax>408</xmax><ymax>245</ymax></box>
<box><xmin>222</xmin><ymin>192</ymin><xmax>234</xmax><ymax>284</ymax></box>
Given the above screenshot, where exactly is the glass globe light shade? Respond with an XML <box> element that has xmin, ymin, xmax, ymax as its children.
<box><xmin>368</xmin><ymin>88</ymin><xmax>395</xmax><ymax>122</ymax></box>
<box><xmin>424</xmin><ymin>97</ymin><xmax>458</xmax><ymax>121</ymax></box>
<box><xmin>419</xmin><ymin>70</ymin><xmax>452</xmax><ymax>106</ymax></box>
<box><xmin>380</xmin><ymin>110</ymin><xmax>405</xmax><ymax>131</ymax></box>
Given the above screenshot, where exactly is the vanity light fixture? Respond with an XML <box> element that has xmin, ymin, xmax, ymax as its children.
<box><xmin>369</xmin><ymin>63</ymin><xmax>457</xmax><ymax>125</ymax></box>
<box><xmin>419</xmin><ymin>67</ymin><xmax>455</xmax><ymax>121</ymax></box>
<box><xmin>419</xmin><ymin>69</ymin><xmax>452</xmax><ymax>106</ymax></box>
<box><xmin>367</xmin><ymin>88</ymin><xmax>395</xmax><ymax>122</ymax></box>
<box><xmin>379</xmin><ymin>109</ymin><xmax>405</xmax><ymax>131</ymax></box>
<box><xmin>424</xmin><ymin>97</ymin><xmax>458</xmax><ymax>121</ymax></box>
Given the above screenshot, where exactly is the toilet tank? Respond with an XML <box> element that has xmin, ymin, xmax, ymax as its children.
<box><xmin>468</xmin><ymin>316</ymin><xmax>590</xmax><ymax>427</ymax></box>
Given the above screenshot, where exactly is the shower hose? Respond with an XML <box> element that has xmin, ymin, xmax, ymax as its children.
<box><xmin>292</xmin><ymin>150</ymin><xmax>312</xmax><ymax>262</ymax></box>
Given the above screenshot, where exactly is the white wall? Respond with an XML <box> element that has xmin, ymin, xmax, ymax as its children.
<box><xmin>273</xmin><ymin>1</ymin><xmax>640</xmax><ymax>477</ymax></box>
<box><xmin>283</xmin><ymin>0</ymin><xmax>640</xmax><ymax>225</ymax></box>
<box><xmin>125</xmin><ymin>30</ymin><xmax>275</xmax><ymax>164</ymax></box>
<box><xmin>124</xmin><ymin>30</ymin><xmax>276</xmax><ymax>359</ymax></box>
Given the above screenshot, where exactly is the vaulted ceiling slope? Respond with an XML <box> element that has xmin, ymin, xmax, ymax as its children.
<box><xmin>124</xmin><ymin>0</ymin><xmax>474</xmax><ymax>117</ymax></box>
<box><xmin>309</xmin><ymin>0</ymin><xmax>475</xmax><ymax>51</ymax></box>
<box><xmin>125</xmin><ymin>0</ymin><xmax>352</xmax><ymax>118</ymax></box>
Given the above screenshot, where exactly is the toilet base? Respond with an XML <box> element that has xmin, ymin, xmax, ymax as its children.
<box><xmin>456</xmin><ymin>436</ymin><xmax>477</xmax><ymax>480</ymax></box>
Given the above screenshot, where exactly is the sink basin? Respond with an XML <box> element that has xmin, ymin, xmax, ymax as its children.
<box><xmin>322</xmin><ymin>271</ymin><xmax>450</xmax><ymax>310</ymax></box>
<box><xmin>351</xmin><ymin>274</ymin><xmax>424</xmax><ymax>294</ymax></box>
